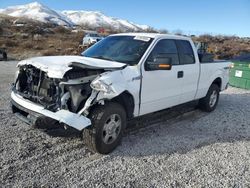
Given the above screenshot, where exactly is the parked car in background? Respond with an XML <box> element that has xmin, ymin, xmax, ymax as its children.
<box><xmin>82</xmin><ymin>32</ymin><xmax>103</xmax><ymax>46</ymax></box>
<box><xmin>0</xmin><ymin>49</ymin><xmax>7</xmax><ymax>61</ymax></box>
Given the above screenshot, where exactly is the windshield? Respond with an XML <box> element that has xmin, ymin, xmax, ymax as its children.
<box><xmin>82</xmin><ymin>36</ymin><xmax>153</xmax><ymax>65</ymax></box>
<box><xmin>89</xmin><ymin>33</ymin><xmax>100</xmax><ymax>37</ymax></box>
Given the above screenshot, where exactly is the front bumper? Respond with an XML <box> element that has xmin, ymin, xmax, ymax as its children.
<box><xmin>11</xmin><ymin>91</ymin><xmax>91</xmax><ymax>131</ymax></box>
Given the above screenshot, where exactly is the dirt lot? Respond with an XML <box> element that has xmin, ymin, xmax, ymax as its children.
<box><xmin>1</xmin><ymin>61</ymin><xmax>250</xmax><ymax>187</ymax></box>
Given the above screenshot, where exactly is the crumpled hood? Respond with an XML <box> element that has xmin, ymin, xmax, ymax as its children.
<box><xmin>17</xmin><ymin>56</ymin><xmax>126</xmax><ymax>79</ymax></box>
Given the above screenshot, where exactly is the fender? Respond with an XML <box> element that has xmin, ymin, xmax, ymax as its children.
<box><xmin>196</xmin><ymin>68</ymin><xmax>224</xmax><ymax>99</ymax></box>
<box><xmin>79</xmin><ymin>66</ymin><xmax>141</xmax><ymax>116</ymax></box>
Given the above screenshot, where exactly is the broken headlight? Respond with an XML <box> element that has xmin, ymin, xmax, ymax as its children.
<box><xmin>90</xmin><ymin>79</ymin><xmax>112</xmax><ymax>93</ymax></box>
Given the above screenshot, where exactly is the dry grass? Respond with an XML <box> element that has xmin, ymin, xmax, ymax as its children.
<box><xmin>0</xmin><ymin>14</ymin><xmax>250</xmax><ymax>60</ymax></box>
<box><xmin>0</xmin><ymin>30</ymin><xmax>86</xmax><ymax>59</ymax></box>
<box><xmin>0</xmin><ymin>14</ymin><xmax>89</xmax><ymax>59</ymax></box>
<box><xmin>193</xmin><ymin>35</ymin><xmax>250</xmax><ymax>59</ymax></box>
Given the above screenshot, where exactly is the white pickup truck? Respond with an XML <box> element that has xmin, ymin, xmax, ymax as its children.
<box><xmin>11</xmin><ymin>33</ymin><xmax>230</xmax><ymax>154</ymax></box>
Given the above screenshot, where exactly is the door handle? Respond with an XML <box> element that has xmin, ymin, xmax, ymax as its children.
<box><xmin>177</xmin><ymin>71</ymin><xmax>184</xmax><ymax>78</ymax></box>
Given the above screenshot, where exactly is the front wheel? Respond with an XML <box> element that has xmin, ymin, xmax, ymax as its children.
<box><xmin>199</xmin><ymin>84</ymin><xmax>220</xmax><ymax>112</ymax></box>
<box><xmin>82</xmin><ymin>102</ymin><xmax>126</xmax><ymax>154</ymax></box>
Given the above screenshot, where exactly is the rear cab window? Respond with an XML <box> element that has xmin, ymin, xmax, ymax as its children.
<box><xmin>176</xmin><ymin>40</ymin><xmax>195</xmax><ymax>64</ymax></box>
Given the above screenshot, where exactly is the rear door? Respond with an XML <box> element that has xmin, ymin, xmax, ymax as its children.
<box><xmin>140</xmin><ymin>39</ymin><xmax>183</xmax><ymax>115</ymax></box>
<box><xmin>175</xmin><ymin>40</ymin><xmax>199</xmax><ymax>103</ymax></box>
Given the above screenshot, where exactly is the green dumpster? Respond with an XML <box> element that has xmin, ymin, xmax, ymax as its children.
<box><xmin>229</xmin><ymin>61</ymin><xmax>250</xmax><ymax>90</ymax></box>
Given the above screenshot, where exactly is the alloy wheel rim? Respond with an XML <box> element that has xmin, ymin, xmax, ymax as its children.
<box><xmin>209</xmin><ymin>90</ymin><xmax>218</xmax><ymax>107</ymax></box>
<box><xmin>102</xmin><ymin>114</ymin><xmax>122</xmax><ymax>144</ymax></box>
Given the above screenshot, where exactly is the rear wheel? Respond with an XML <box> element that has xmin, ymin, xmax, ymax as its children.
<box><xmin>82</xmin><ymin>102</ymin><xmax>126</xmax><ymax>154</ymax></box>
<box><xmin>199</xmin><ymin>84</ymin><xmax>220</xmax><ymax>112</ymax></box>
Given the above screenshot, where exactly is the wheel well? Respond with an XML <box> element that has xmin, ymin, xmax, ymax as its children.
<box><xmin>212</xmin><ymin>77</ymin><xmax>222</xmax><ymax>90</ymax></box>
<box><xmin>110</xmin><ymin>91</ymin><xmax>135</xmax><ymax>119</ymax></box>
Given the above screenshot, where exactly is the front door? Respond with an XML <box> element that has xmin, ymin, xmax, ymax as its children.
<box><xmin>140</xmin><ymin>39</ymin><xmax>183</xmax><ymax>115</ymax></box>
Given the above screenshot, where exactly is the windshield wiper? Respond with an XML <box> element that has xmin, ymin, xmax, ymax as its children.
<box><xmin>92</xmin><ymin>55</ymin><xmax>114</xmax><ymax>61</ymax></box>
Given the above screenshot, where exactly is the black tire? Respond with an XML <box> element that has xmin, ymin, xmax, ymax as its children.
<box><xmin>82</xmin><ymin>102</ymin><xmax>126</xmax><ymax>154</ymax></box>
<box><xmin>199</xmin><ymin>84</ymin><xmax>220</xmax><ymax>112</ymax></box>
<box><xmin>3</xmin><ymin>52</ymin><xmax>7</xmax><ymax>61</ymax></box>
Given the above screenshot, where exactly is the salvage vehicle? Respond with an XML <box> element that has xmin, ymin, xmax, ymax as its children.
<box><xmin>11</xmin><ymin>33</ymin><xmax>230</xmax><ymax>154</ymax></box>
<box><xmin>82</xmin><ymin>32</ymin><xmax>103</xmax><ymax>46</ymax></box>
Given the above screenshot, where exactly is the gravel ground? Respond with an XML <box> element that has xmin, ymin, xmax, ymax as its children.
<box><xmin>1</xmin><ymin>61</ymin><xmax>250</xmax><ymax>187</ymax></box>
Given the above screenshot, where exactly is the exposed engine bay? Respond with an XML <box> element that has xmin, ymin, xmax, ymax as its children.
<box><xmin>13</xmin><ymin>65</ymin><xmax>104</xmax><ymax>114</ymax></box>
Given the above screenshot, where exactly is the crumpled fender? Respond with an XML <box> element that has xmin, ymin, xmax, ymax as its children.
<box><xmin>87</xmin><ymin>66</ymin><xmax>141</xmax><ymax>116</ymax></box>
<box><xmin>94</xmin><ymin>66</ymin><xmax>139</xmax><ymax>99</ymax></box>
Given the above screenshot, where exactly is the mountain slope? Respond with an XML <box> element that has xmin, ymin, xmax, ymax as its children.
<box><xmin>0</xmin><ymin>2</ymin><xmax>149</xmax><ymax>31</ymax></box>
<box><xmin>0</xmin><ymin>2</ymin><xmax>74</xmax><ymax>26</ymax></box>
<box><xmin>62</xmin><ymin>10</ymin><xmax>148</xmax><ymax>31</ymax></box>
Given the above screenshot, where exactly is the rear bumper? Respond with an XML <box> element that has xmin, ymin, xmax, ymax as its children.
<box><xmin>11</xmin><ymin>91</ymin><xmax>91</xmax><ymax>131</ymax></box>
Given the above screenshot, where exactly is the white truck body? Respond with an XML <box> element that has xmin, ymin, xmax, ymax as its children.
<box><xmin>11</xmin><ymin>33</ymin><xmax>230</xmax><ymax>131</ymax></box>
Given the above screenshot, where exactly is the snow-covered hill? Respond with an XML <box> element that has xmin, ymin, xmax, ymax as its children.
<box><xmin>0</xmin><ymin>2</ymin><xmax>74</xmax><ymax>26</ymax></box>
<box><xmin>62</xmin><ymin>10</ymin><xmax>149</xmax><ymax>31</ymax></box>
<box><xmin>0</xmin><ymin>2</ymin><xmax>149</xmax><ymax>31</ymax></box>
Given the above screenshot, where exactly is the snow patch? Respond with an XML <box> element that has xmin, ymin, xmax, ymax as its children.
<box><xmin>0</xmin><ymin>2</ymin><xmax>150</xmax><ymax>31</ymax></box>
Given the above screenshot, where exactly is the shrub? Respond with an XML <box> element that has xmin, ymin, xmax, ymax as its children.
<box><xmin>23</xmin><ymin>42</ymin><xmax>33</xmax><ymax>49</ymax></box>
<box><xmin>42</xmin><ymin>49</ymin><xmax>59</xmax><ymax>56</ymax></box>
<box><xmin>5</xmin><ymin>40</ymin><xmax>18</xmax><ymax>47</ymax></box>
<box><xmin>53</xmin><ymin>26</ymin><xmax>71</xmax><ymax>34</ymax></box>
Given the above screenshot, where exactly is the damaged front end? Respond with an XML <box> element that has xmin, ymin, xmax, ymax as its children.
<box><xmin>11</xmin><ymin>59</ymin><xmax>127</xmax><ymax>130</ymax></box>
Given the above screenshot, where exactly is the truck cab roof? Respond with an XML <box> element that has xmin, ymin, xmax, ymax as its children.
<box><xmin>112</xmin><ymin>33</ymin><xmax>191</xmax><ymax>41</ymax></box>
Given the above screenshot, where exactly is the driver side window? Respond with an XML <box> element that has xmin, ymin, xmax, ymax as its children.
<box><xmin>146</xmin><ymin>39</ymin><xmax>179</xmax><ymax>65</ymax></box>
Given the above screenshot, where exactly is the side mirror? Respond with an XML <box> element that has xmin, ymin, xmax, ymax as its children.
<box><xmin>145</xmin><ymin>56</ymin><xmax>172</xmax><ymax>71</ymax></box>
